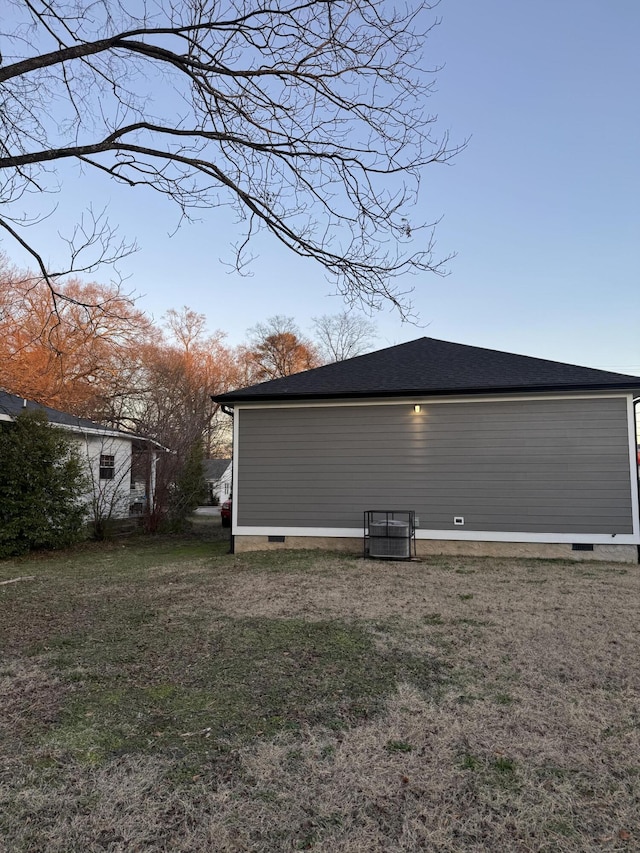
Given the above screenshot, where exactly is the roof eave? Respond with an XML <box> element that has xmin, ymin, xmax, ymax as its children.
<box><xmin>214</xmin><ymin>381</ymin><xmax>640</xmax><ymax>405</ymax></box>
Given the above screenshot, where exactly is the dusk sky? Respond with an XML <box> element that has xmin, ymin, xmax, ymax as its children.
<box><xmin>5</xmin><ymin>1</ymin><xmax>640</xmax><ymax>373</ymax></box>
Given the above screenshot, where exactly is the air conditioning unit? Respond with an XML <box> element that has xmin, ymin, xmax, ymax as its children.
<box><xmin>364</xmin><ymin>511</ymin><xmax>416</xmax><ymax>561</ymax></box>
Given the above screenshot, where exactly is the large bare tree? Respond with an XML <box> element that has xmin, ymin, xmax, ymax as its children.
<box><xmin>0</xmin><ymin>0</ymin><xmax>461</xmax><ymax>316</ymax></box>
<box><xmin>311</xmin><ymin>311</ymin><xmax>377</xmax><ymax>362</ymax></box>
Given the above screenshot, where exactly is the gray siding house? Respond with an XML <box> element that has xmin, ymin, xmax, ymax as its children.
<box><xmin>214</xmin><ymin>338</ymin><xmax>640</xmax><ymax>562</ymax></box>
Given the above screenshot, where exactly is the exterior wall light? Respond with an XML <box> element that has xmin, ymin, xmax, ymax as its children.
<box><xmin>413</xmin><ymin>404</ymin><xmax>422</xmax><ymax>413</ymax></box>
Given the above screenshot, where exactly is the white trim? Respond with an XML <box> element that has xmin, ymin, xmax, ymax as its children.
<box><xmin>66</xmin><ymin>425</ymin><xmax>173</xmax><ymax>450</ymax></box>
<box><xmin>234</xmin><ymin>526</ymin><xmax>640</xmax><ymax>545</ymax></box>
<box><xmin>60</xmin><ymin>424</ymin><xmax>134</xmax><ymax>440</ymax></box>
<box><xmin>627</xmin><ymin>396</ymin><xmax>640</xmax><ymax>537</ymax></box>
<box><xmin>232</xmin><ymin>390</ymin><xmax>634</xmax><ymax>411</ymax></box>
<box><xmin>231</xmin><ymin>412</ymin><xmax>239</xmax><ymax>531</ymax></box>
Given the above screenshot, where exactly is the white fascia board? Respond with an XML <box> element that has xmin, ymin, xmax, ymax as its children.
<box><xmin>233</xmin><ymin>391</ymin><xmax>634</xmax><ymax>411</ymax></box>
<box><xmin>79</xmin><ymin>426</ymin><xmax>131</xmax><ymax>438</ymax></box>
<box><xmin>233</xmin><ymin>526</ymin><xmax>640</xmax><ymax>545</ymax></box>
<box><xmin>62</xmin><ymin>424</ymin><xmax>135</xmax><ymax>441</ymax></box>
<box><xmin>59</xmin><ymin>424</ymin><xmax>172</xmax><ymax>451</ymax></box>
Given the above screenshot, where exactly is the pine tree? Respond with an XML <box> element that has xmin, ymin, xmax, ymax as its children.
<box><xmin>0</xmin><ymin>411</ymin><xmax>88</xmax><ymax>556</ymax></box>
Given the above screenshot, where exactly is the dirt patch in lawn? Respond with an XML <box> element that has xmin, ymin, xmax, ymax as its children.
<box><xmin>1</xmin><ymin>545</ymin><xmax>638</xmax><ymax>851</ymax></box>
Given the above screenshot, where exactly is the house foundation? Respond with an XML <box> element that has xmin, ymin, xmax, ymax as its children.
<box><xmin>233</xmin><ymin>535</ymin><xmax>638</xmax><ymax>563</ymax></box>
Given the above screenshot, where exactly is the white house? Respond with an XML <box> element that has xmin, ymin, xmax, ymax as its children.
<box><xmin>203</xmin><ymin>458</ymin><xmax>232</xmax><ymax>504</ymax></box>
<box><xmin>0</xmin><ymin>390</ymin><xmax>160</xmax><ymax>520</ymax></box>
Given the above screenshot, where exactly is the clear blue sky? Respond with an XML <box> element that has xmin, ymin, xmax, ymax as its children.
<box><xmin>5</xmin><ymin>1</ymin><xmax>640</xmax><ymax>373</ymax></box>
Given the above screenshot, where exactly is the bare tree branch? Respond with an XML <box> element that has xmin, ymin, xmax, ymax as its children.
<box><xmin>0</xmin><ymin>0</ymin><xmax>464</xmax><ymax>316</ymax></box>
<box><xmin>311</xmin><ymin>311</ymin><xmax>377</xmax><ymax>362</ymax></box>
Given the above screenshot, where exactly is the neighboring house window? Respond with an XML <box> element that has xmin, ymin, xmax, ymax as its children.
<box><xmin>99</xmin><ymin>454</ymin><xmax>115</xmax><ymax>480</ymax></box>
<box><xmin>224</xmin><ymin>482</ymin><xmax>230</xmax><ymax>495</ymax></box>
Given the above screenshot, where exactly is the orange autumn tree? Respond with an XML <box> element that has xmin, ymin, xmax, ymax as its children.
<box><xmin>114</xmin><ymin>308</ymin><xmax>238</xmax><ymax>528</ymax></box>
<box><xmin>0</xmin><ymin>266</ymin><xmax>240</xmax><ymax>529</ymax></box>
<box><xmin>0</xmin><ymin>257</ymin><xmax>153</xmax><ymax>418</ymax></box>
<box><xmin>239</xmin><ymin>315</ymin><xmax>321</xmax><ymax>384</ymax></box>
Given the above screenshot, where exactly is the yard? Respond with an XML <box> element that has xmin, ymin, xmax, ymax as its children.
<box><xmin>1</xmin><ymin>531</ymin><xmax>639</xmax><ymax>851</ymax></box>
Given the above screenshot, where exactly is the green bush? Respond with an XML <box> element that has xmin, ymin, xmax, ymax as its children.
<box><xmin>0</xmin><ymin>411</ymin><xmax>88</xmax><ymax>557</ymax></box>
<box><xmin>168</xmin><ymin>439</ymin><xmax>207</xmax><ymax>532</ymax></box>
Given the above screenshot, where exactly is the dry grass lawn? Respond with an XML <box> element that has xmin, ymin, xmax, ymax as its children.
<box><xmin>1</xmin><ymin>533</ymin><xmax>639</xmax><ymax>851</ymax></box>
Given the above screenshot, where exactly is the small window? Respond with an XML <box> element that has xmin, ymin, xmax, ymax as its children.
<box><xmin>99</xmin><ymin>454</ymin><xmax>115</xmax><ymax>480</ymax></box>
<box><xmin>224</xmin><ymin>482</ymin><xmax>230</xmax><ymax>495</ymax></box>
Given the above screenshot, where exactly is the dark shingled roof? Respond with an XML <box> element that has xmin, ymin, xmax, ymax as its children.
<box><xmin>203</xmin><ymin>458</ymin><xmax>231</xmax><ymax>480</ymax></box>
<box><xmin>214</xmin><ymin>337</ymin><xmax>640</xmax><ymax>403</ymax></box>
<box><xmin>0</xmin><ymin>390</ymin><xmax>131</xmax><ymax>435</ymax></box>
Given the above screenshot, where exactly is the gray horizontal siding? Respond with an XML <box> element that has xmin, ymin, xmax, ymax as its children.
<box><xmin>236</xmin><ymin>397</ymin><xmax>635</xmax><ymax>535</ymax></box>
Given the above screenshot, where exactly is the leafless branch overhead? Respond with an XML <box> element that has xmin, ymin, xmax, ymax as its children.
<box><xmin>0</xmin><ymin>0</ymin><xmax>464</xmax><ymax>315</ymax></box>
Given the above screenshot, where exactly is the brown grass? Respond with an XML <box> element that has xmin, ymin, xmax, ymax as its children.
<box><xmin>1</xmin><ymin>541</ymin><xmax>639</xmax><ymax>851</ymax></box>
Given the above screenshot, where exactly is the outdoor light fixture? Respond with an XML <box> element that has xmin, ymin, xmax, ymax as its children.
<box><xmin>413</xmin><ymin>404</ymin><xmax>422</xmax><ymax>413</ymax></box>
